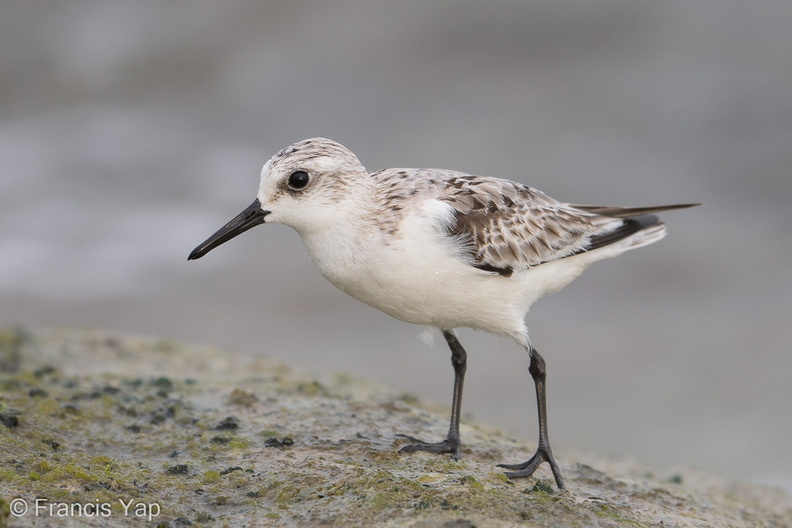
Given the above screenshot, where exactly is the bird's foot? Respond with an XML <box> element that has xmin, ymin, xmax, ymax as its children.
<box><xmin>396</xmin><ymin>434</ymin><xmax>460</xmax><ymax>460</ymax></box>
<box><xmin>497</xmin><ymin>446</ymin><xmax>565</xmax><ymax>489</ymax></box>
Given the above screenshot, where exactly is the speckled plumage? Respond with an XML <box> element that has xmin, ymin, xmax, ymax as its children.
<box><xmin>371</xmin><ymin>168</ymin><xmax>626</xmax><ymax>276</ymax></box>
<box><xmin>189</xmin><ymin>137</ymin><xmax>698</xmax><ymax>489</ymax></box>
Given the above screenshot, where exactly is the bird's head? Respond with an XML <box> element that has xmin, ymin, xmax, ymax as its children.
<box><xmin>188</xmin><ymin>137</ymin><xmax>369</xmax><ymax>261</ymax></box>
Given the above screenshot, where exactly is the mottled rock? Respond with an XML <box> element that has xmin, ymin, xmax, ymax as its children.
<box><xmin>0</xmin><ymin>327</ymin><xmax>789</xmax><ymax>527</ymax></box>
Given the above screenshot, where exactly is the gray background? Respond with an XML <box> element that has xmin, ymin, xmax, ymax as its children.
<box><xmin>2</xmin><ymin>1</ymin><xmax>790</xmax><ymax>490</ymax></box>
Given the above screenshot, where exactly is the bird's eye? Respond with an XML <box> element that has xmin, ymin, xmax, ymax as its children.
<box><xmin>288</xmin><ymin>171</ymin><xmax>310</xmax><ymax>190</ymax></box>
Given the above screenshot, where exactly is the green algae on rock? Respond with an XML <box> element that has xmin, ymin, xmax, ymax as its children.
<box><xmin>0</xmin><ymin>327</ymin><xmax>790</xmax><ymax>527</ymax></box>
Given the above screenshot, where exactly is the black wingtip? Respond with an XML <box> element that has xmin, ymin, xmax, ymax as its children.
<box><xmin>585</xmin><ymin>214</ymin><xmax>662</xmax><ymax>252</ymax></box>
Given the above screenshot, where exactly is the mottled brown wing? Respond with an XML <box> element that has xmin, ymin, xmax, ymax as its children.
<box><xmin>436</xmin><ymin>176</ymin><xmax>619</xmax><ymax>276</ymax></box>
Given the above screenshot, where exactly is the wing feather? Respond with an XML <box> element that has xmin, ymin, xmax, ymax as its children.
<box><xmin>437</xmin><ymin>176</ymin><xmax>608</xmax><ymax>275</ymax></box>
<box><xmin>371</xmin><ymin>168</ymin><xmax>697</xmax><ymax>276</ymax></box>
<box><xmin>435</xmin><ymin>176</ymin><xmax>699</xmax><ymax>275</ymax></box>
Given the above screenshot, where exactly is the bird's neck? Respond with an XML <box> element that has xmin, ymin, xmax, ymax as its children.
<box><xmin>296</xmin><ymin>198</ymin><xmax>384</xmax><ymax>286</ymax></box>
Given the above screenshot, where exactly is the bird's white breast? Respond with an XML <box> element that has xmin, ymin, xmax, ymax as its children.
<box><xmin>298</xmin><ymin>199</ymin><xmax>541</xmax><ymax>337</ymax></box>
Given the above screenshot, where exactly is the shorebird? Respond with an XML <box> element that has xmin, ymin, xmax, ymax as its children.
<box><xmin>189</xmin><ymin>137</ymin><xmax>697</xmax><ymax>489</ymax></box>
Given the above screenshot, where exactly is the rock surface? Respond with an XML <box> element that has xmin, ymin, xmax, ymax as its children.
<box><xmin>0</xmin><ymin>327</ymin><xmax>790</xmax><ymax>527</ymax></box>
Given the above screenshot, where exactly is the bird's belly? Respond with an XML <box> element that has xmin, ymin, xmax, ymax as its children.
<box><xmin>327</xmin><ymin>250</ymin><xmax>601</xmax><ymax>338</ymax></box>
<box><xmin>335</xmin><ymin>266</ymin><xmax>470</xmax><ymax>325</ymax></box>
<box><xmin>318</xmin><ymin>249</ymin><xmax>531</xmax><ymax>335</ymax></box>
<box><xmin>302</xmin><ymin>210</ymin><xmax>594</xmax><ymax>335</ymax></box>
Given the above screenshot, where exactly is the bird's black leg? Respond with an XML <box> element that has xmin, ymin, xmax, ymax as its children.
<box><xmin>398</xmin><ymin>330</ymin><xmax>466</xmax><ymax>460</ymax></box>
<box><xmin>497</xmin><ymin>346</ymin><xmax>565</xmax><ymax>489</ymax></box>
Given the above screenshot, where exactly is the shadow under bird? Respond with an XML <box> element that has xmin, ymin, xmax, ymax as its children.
<box><xmin>189</xmin><ymin>137</ymin><xmax>698</xmax><ymax>489</ymax></box>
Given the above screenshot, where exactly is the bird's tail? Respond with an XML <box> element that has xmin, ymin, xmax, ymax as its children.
<box><xmin>585</xmin><ymin>213</ymin><xmax>667</xmax><ymax>252</ymax></box>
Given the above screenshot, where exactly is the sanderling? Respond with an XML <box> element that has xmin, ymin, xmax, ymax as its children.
<box><xmin>189</xmin><ymin>137</ymin><xmax>698</xmax><ymax>489</ymax></box>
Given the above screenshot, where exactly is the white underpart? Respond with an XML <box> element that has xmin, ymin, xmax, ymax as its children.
<box><xmin>299</xmin><ymin>197</ymin><xmax>665</xmax><ymax>344</ymax></box>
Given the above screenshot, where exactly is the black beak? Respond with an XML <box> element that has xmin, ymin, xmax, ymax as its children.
<box><xmin>188</xmin><ymin>199</ymin><xmax>270</xmax><ymax>260</ymax></box>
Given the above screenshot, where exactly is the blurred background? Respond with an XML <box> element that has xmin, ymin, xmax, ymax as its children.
<box><xmin>2</xmin><ymin>1</ymin><xmax>790</xmax><ymax>491</ymax></box>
